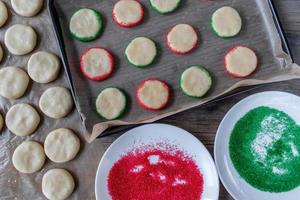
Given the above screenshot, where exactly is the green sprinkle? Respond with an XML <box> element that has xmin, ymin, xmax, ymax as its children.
<box><xmin>229</xmin><ymin>106</ymin><xmax>300</xmax><ymax>192</ymax></box>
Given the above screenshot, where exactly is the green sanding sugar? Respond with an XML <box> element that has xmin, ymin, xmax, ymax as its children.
<box><xmin>229</xmin><ymin>106</ymin><xmax>300</xmax><ymax>192</ymax></box>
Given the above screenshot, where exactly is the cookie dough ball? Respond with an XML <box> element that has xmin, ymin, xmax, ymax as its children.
<box><xmin>28</xmin><ymin>51</ymin><xmax>61</xmax><ymax>83</ymax></box>
<box><xmin>0</xmin><ymin>1</ymin><xmax>8</xmax><ymax>28</ymax></box>
<box><xmin>12</xmin><ymin>141</ymin><xmax>46</xmax><ymax>173</ymax></box>
<box><xmin>5</xmin><ymin>24</ymin><xmax>37</xmax><ymax>55</ymax></box>
<box><xmin>39</xmin><ymin>87</ymin><xmax>73</xmax><ymax>119</ymax></box>
<box><xmin>44</xmin><ymin>128</ymin><xmax>80</xmax><ymax>163</ymax></box>
<box><xmin>11</xmin><ymin>0</ymin><xmax>43</xmax><ymax>17</ymax></box>
<box><xmin>0</xmin><ymin>113</ymin><xmax>3</xmax><ymax>132</ymax></box>
<box><xmin>6</xmin><ymin>103</ymin><xmax>40</xmax><ymax>136</ymax></box>
<box><xmin>0</xmin><ymin>66</ymin><xmax>29</xmax><ymax>99</ymax></box>
<box><xmin>42</xmin><ymin>169</ymin><xmax>75</xmax><ymax>200</ymax></box>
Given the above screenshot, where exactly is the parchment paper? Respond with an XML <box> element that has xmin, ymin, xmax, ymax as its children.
<box><xmin>53</xmin><ymin>0</ymin><xmax>300</xmax><ymax>142</ymax></box>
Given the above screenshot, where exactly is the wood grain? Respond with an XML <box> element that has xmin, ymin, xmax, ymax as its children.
<box><xmin>99</xmin><ymin>0</ymin><xmax>300</xmax><ymax>199</ymax></box>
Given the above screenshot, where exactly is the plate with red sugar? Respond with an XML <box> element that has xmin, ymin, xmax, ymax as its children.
<box><xmin>95</xmin><ymin>123</ymin><xmax>219</xmax><ymax>200</ymax></box>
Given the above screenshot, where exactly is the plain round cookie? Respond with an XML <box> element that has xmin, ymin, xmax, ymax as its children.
<box><xmin>166</xmin><ymin>24</ymin><xmax>198</xmax><ymax>54</ymax></box>
<box><xmin>113</xmin><ymin>0</ymin><xmax>144</xmax><ymax>27</ymax></box>
<box><xmin>0</xmin><ymin>1</ymin><xmax>8</xmax><ymax>27</ymax></box>
<box><xmin>150</xmin><ymin>0</ymin><xmax>181</xmax><ymax>14</ymax></box>
<box><xmin>125</xmin><ymin>37</ymin><xmax>157</xmax><ymax>67</ymax></box>
<box><xmin>0</xmin><ymin>113</ymin><xmax>3</xmax><ymax>132</ymax></box>
<box><xmin>44</xmin><ymin>128</ymin><xmax>80</xmax><ymax>163</ymax></box>
<box><xmin>95</xmin><ymin>88</ymin><xmax>127</xmax><ymax>120</ymax></box>
<box><xmin>42</xmin><ymin>169</ymin><xmax>75</xmax><ymax>200</ymax></box>
<box><xmin>225</xmin><ymin>46</ymin><xmax>258</xmax><ymax>77</ymax></box>
<box><xmin>211</xmin><ymin>6</ymin><xmax>242</xmax><ymax>38</ymax></box>
<box><xmin>0</xmin><ymin>66</ymin><xmax>29</xmax><ymax>99</ymax></box>
<box><xmin>28</xmin><ymin>51</ymin><xmax>60</xmax><ymax>83</ymax></box>
<box><xmin>6</xmin><ymin>103</ymin><xmax>40</xmax><ymax>136</ymax></box>
<box><xmin>69</xmin><ymin>8</ymin><xmax>103</xmax><ymax>42</ymax></box>
<box><xmin>12</xmin><ymin>141</ymin><xmax>45</xmax><ymax>173</ymax></box>
<box><xmin>11</xmin><ymin>0</ymin><xmax>43</xmax><ymax>17</ymax></box>
<box><xmin>39</xmin><ymin>87</ymin><xmax>73</xmax><ymax>119</ymax></box>
<box><xmin>0</xmin><ymin>43</ymin><xmax>3</xmax><ymax>63</ymax></box>
<box><xmin>5</xmin><ymin>24</ymin><xmax>37</xmax><ymax>55</ymax></box>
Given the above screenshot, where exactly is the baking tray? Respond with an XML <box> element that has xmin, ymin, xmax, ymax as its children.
<box><xmin>48</xmin><ymin>0</ymin><xmax>299</xmax><ymax>141</ymax></box>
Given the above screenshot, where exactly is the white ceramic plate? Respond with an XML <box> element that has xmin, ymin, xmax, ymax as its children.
<box><xmin>214</xmin><ymin>91</ymin><xmax>300</xmax><ymax>200</ymax></box>
<box><xmin>95</xmin><ymin>123</ymin><xmax>219</xmax><ymax>200</ymax></box>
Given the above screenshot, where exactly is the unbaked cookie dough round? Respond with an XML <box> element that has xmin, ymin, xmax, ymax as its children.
<box><xmin>42</xmin><ymin>168</ymin><xmax>75</xmax><ymax>200</ymax></box>
<box><xmin>136</xmin><ymin>79</ymin><xmax>170</xmax><ymax>110</ymax></box>
<box><xmin>150</xmin><ymin>0</ymin><xmax>180</xmax><ymax>14</ymax></box>
<box><xmin>96</xmin><ymin>87</ymin><xmax>127</xmax><ymax>120</ymax></box>
<box><xmin>39</xmin><ymin>87</ymin><xmax>73</xmax><ymax>119</ymax></box>
<box><xmin>0</xmin><ymin>66</ymin><xmax>29</xmax><ymax>99</ymax></box>
<box><xmin>80</xmin><ymin>47</ymin><xmax>114</xmax><ymax>81</ymax></box>
<box><xmin>0</xmin><ymin>113</ymin><xmax>3</xmax><ymax>132</ymax></box>
<box><xmin>0</xmin><ymin>43</ymin><xmax>3</xmax><ymax>63</ymax></box>
<box><xmin>11</xmin><ymin>0</ymin><xmax>43</xmax><ymax>17</ymax></box>
<box><xmin>113</xmin><ymin>0</ymin><xmax>144</xmax><ymax>27</ymax></box>
<box><xmin>225</xmin><ymin>46</ymin><xmax>258</xmax><ymax>77</ymax></box>
<box><xmin>28</xmin><ymin>51</ymin><xmax>60</xmax><ymax>83</ymax></box>
<box><xmin>69</xmin><ymin>8</ymin><xmax>103</xmax><ymax>42</ymax></box>
<box><xmin>6</xmin><ymin>103</ymin><xmax>40</xmax><ymax>136</ymax></box>
<box><xmin>211</xmin><ymin>6</ymin><xmax>242</xmax><ymax>38</ymax></box>
<box><xmin>0</xmin><ymin>1</ymin><xmax>8</xmax><ymax>28</ymax></box>
<box><xmin>12</xmin><ymin>141</ymin><xmax>45</xmax><ymax>173</ymax></box>
<box><xmin>166</xmin><ymin>23</ymin><xmax>198</xmax><ymax>54</ymax></box>
<box><xmin>44</xmin><ymin>128</ymin><xmax>80</xmax><ymax>163</ymax></box>
<box><xmin>125</xmin><ymin>37</ymin><xmax>157</xmax><ymax>67</ymax></box>
<box><xmin>180</xmin><ymin>66</ymin><xmax>212</xmax><ymax>98</ymax></box>
<box><xmin>5</xmin><ymin>24</ymin><xmax>37</xmax><ymax>55</ymax></box>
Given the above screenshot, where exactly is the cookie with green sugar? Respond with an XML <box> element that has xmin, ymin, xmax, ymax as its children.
<box><xmin>211</xmin><ymin>6</ymin><xmax>242</xmax><ymax>38</ymax></box>
<box><xmin>125</xmin><ymin>37</ymin><xmax>157</xmax><ymax>67</ymax></box>
<box><xmin>149</xmin><ymin>0</ymin><xmax>181</xmax><ymax>14</ymax></box>
<box><xmin>69</xmin><ymin>8</ymin><xmax>103</xmax><ymax>42</ymax></box>
<box><xmin>180</xmin><ymin>66</ymin><xmax>212</xmax><ymax>98</ymax></box>
<box><xmin>95</xmin><ymin>88</ymin><xmax>127</xmax><ymax>120</ymax></box>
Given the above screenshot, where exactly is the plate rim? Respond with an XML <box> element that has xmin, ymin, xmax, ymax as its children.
<box><xmin>95</xmin><ymin>123</ymin><xmax>220</xmax><ymax>200</ymax></box>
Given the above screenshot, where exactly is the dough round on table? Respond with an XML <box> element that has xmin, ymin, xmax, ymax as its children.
<box><xmin>80</xmin><ymin>47</ymin><xmax>114</xmax><ymax>81</ymax></box>
<box><xmin>28</xmin><ymin>51</ymin><xmax>60</xmax><ymax>83</ymax></box>
<box><xmin>69</xmin><ymin>8</ymin><xmax>103</xmax><ymax>42</ymax></box>
<box><xmin>0</xmin><ymin>43</ymin><xmax>3</xmax><ymax>63</ymax></box>
<box><xmin>6</xmin><ymin>103</ymin><xmax>40</xmax><ymax>136</ymax></box>
<box><xmin>136</xmin><ymin>79</ymin><xmax>170</xmax><ymax>110</ymax></box>
<box><xmin>0</xmin><ymin>66</ymin><xmax>29</xmax><ymax>99</ymax></box>
<box><xmin>5</xmin><ymin>24</ymin><xmax>37</xmax><ymax>55</ymax></box>
<box><xmin>12</xmin><ymin>141</ymin><xmax>45</xmax><ymax>173</ymax></box>
<box><xmin>125</xmin><ymin>37</ymin><xmax>157</xmax><ymax>67</ymax></box>
<box><xmin>11</xmin><ymin>0</ymin><xmax>43</xmax><ymax>17</ymax></box>
<box><xmin>42</xmin><ymin>168</ymin><xmax>75</xmax><ymax>200</ymax></box>
<box><xmin>0</xmin><ymin>113</ymin><xmax>3</xmax><ymax>132</ymax></box>
<box><xmin>150</xmin><ymin>0</ymin><xmax>180</xmax><ymax>14</ymax></box>
<box><xmin>180</xmin><ymin>66</ymin><xmax>212</xmax><ymax>98</ymax></box>
<box><xmin>225</xmin><ymin>46</ymin><xmax>258</xmax><ymax>78</ymax></box>
<box><xmin>44</xmin><ymin>128</ymin><xmax>80</xmax><ymax>163</ymax></box>
<box><xmin>0</xmin><ymin>1</ymin><xmax>8</xmax><ymax>27</ymax></box>
<box><xmin>113</xmin><ymin>0</ymin><xmax>144</xmax><ymax>27</ymax></box>
<box><xmin>166</xmin><ymin>24</ymin><xmax>198</xmax><ymax>54</ymax></box>
<box><xmin>95</xmin><ymin>88</ymin><xmax>127</xmax><ymax>120</ymax></box>
<box><xmin>39</xmin><ymin>87</ymin><xmax>73</xmax><ymax>119</ymax></box>
<box><xmin>211</xmin><ymin>6</ymin><xmax>242</xmax><ymax>38</ymax></box>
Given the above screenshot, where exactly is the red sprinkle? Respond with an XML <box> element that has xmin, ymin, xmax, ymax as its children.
<box><xmin>108</xmin><ymin>148</ymin><xmax>204</xmax><ymax>200</ymax></box>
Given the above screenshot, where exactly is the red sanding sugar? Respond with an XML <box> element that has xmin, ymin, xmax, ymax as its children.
<box><xmin>107</xmin><ymin>145</ymin><xmax>204</xmax><ymax>200</ymax></box>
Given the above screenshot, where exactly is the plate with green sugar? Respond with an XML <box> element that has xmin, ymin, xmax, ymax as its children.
<box><xmin>214</xmin><ymin>91</ymin><xmax>300</xmax><ymax>200</ymax></box>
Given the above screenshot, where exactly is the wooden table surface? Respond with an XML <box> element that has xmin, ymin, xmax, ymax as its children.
<box><xmin>98</xmin><ymin>1</ymin><xmax>300</xmax><ymax>199</ymax></box>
